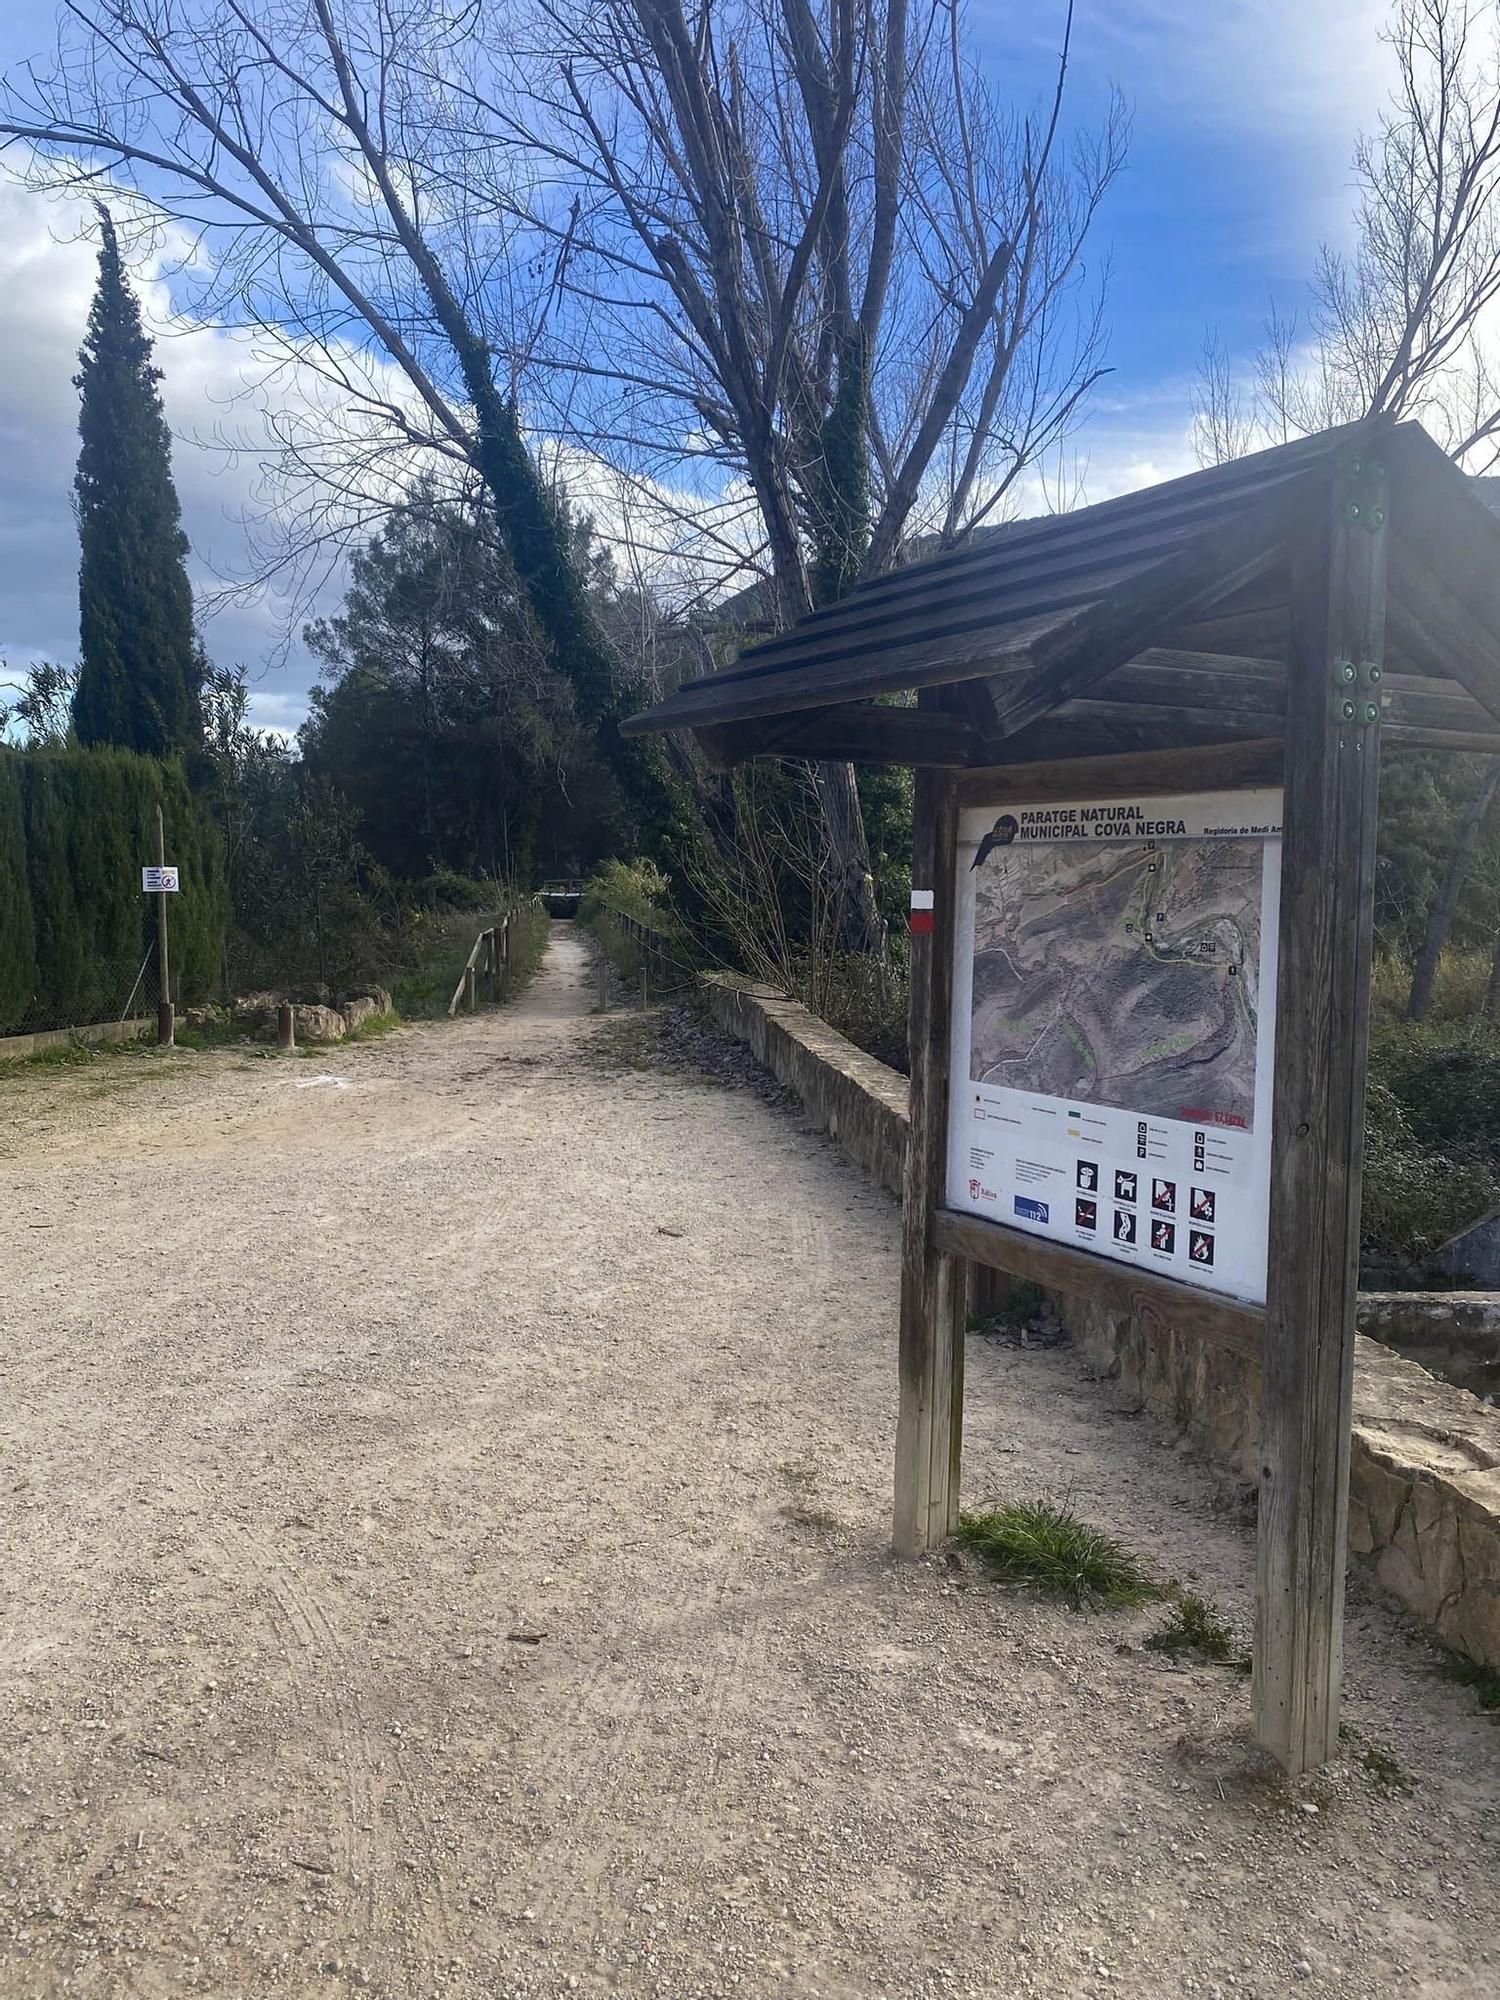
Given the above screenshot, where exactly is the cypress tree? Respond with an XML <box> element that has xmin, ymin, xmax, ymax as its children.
<box><xmin>72</xmin><ymin>207</ymin><xmax>200</xmax><ymax>758</ymax></box>
<box><xmin>0</xmin><ymin>751</ymin><xmax>36</xmax><ymax>1032</ymax></box>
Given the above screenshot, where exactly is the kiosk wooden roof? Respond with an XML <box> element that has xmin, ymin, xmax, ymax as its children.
<box><xmin>625</xmin><ymin>418</ymin><xmax>1500</xmax><ymax>1782</ymax></box>
<box><xmin>623</xmin><ymin>416</ymin><xmax>1500</xmax><ymax>771</ymax></box>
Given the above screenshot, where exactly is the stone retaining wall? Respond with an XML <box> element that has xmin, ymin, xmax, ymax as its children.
<box><xmin>702</xmin><ymin>976</ymin><xmax>910</xmax><ymax>1199</ymax></box>
<box><xmin>0</xmin><ymin>1017</ymin><xmax>150</xmax><ymax>1062</ymax></box>
<box><xmin>1356</xmin><ymin>1291</ymin><xmax>1500</xmax><ymax>1402</ymax></box>
<box><xmin>703</xmin><ymin>973</ymin><xmax>1500</xmax><ymax>1670</ymax></box>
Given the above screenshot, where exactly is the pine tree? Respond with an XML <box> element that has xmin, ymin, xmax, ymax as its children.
<box><xmin>72</xmin><ymin>207</ymin><xmax>200</xmax><ymax>758</ymax></box>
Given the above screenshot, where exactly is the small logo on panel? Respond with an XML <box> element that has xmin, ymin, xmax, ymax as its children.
<box><xmin>968</xmin><ymin>1177</ymin><xmax>997</xmax><ymax>1204</ymax></box>
<box><xmin>1189</xmin><ymin>1229</ymin><xmax>1215</xmax><ymax>1267</ymax></box>
<box><xmin>1114</xmin><ymin>1169</ymin><xmax>1138</xmax><ymax>1204</ymax></box>
<box><xmin>1191</xmin><ymin>1186</ymin><xmax>1216</xmax><ymax>1223</ymax></box>
<box><xmin>1075</xmin><ymin>1197</ymin><xmax>1098</xmax><ymax>1232</ymax></box>
<box><xmin>1114</xmin><ymin>1208</ymin><xmax>1137</xmax><ymax>1245</ymax></box>
<box><xmin>1015</xmin><ymin>1196</ymin><xmax>1050</xmax><ymax>1224</ymax></box>
<box><xmin>1151</xmin><ymin>1219</ymin><xmax>1176</xmax><ymax>1254</ymax></box>
<box><xmin>1151</xmin><ymin>1178</ymin><xmax>1176</xmax><ymax>1213</ymax></box>
<box><xmin>1076</xmin><ymin>1159</ymin><xmax>1099</xmax><ymax>1192</ymax></box>
<box><xmin>971</xmin><ymin>815</ymin><xmax>1020</xmax><ymax>870</ymax></box>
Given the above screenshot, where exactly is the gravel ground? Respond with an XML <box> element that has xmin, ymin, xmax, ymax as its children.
<box><xmin>2</xmin><ymin>923</ymin><xmax>1497</xmax><ymax>2000</ymax></box>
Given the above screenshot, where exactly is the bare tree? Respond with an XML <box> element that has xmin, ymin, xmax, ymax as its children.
<box><xmin>492</xmin><ymin>0</ymin><xmax>1123</xmax><ymax>607</ymax></box>
<box><xmin>0</xmin><ymin>0</ymin><xmax>679</xmax><ymax>844</ymax></box>
<box><xmin>1</xmin><ymin>0</ymin><xmax>1121</xmax><ymax>951</ymax></box>
<box><xmin>1194</xmin><ymin>0</ymin><xmax>1500</xmax><ymax>467</ymax></box>
<box><xmin>493</xmin><ymin>0</ymin><xmax>1122</xmax><ymax>945</ymax></box>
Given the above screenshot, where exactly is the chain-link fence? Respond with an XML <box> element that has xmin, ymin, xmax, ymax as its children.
<box><xmin>3</xmin><ymin>944</ymin><xmax>170</xmax><ymax>1042</ymax></box>
<box><xmin>2</xmin><ymin>896</ymin><xmax>552</xmax><ymax>1052</ymax></box>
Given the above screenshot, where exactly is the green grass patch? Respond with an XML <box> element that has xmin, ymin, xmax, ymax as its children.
<box><xmin>957</xmin><ymin>1500</ymin><xmax>1155</xmax><ymax>1609</ymax></box>
<box><xmin>389</xmin><ymin>905</ymin><xmax>550</xmax><ymax>1020</ymax></box>
<box><xmin>346</xmin><ymin>1009</ymin><xmax>404</xmax><ymax>1043</ymax></box>
<box><xmin>0</xmin><ymin>1032</ymin><xmax>154</xmax><ymax>1072</ymax></box>
<box><xmin>1143</xmin><ymin>1590</ymin><xmax>1250</xmax><ymax>1671</ymax></box>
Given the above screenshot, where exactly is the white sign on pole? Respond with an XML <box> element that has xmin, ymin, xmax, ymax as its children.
<box><xmin>141</xmin><ymin>865</ymin><xmax>180</xmax><ymax>893</ymax></box>
<box><xmin>946</xmin><ymin>789</ymin><xmax>1283</xmax><ymax>1305</ymax></box>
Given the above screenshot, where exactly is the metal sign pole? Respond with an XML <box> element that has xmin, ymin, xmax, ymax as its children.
<box><xmin>155</xmin><ymin>803</ymin><xmax>173</xmax><ymax>1048</ymax></box>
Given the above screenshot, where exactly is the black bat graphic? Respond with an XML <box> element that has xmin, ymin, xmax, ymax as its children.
<box><xmin>971</xmin><ymin>814</ymin><xmax>1020</xmax><ymax>870</ymax></box>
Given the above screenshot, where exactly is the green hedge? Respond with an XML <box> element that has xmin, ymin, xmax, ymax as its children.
<box><xmin>0</xmin><ymin>744</ymin><xmax>227</xmax><ymax>1033</ymax></box>
<box><xmin>0</xmin><ymin>756</ymin><xmax>34</xmax><ymax>1029</ymax></box>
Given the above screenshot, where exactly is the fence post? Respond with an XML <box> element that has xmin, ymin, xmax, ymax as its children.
<box><xmin>277</xmin><ymin>1003</ymin><xmax>295</xmax><ymax>1053</ymax></box>
<box><xmin>464</xmin><ymin>963</ymin><xmax>477</xmax><ymax>1012</ymax></box>
<box><xmin>154</xmin><ymin>802</ymin><xmax>174</xmax><ymax>1049</ymax></box>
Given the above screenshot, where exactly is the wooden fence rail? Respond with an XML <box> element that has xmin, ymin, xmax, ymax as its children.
<box><xmin>593</xmin><ymin>907</ymin><xmax>692</xmax><ymax>1008</ymax></box>
<box><xmin>448</xmin><ymin>913</ymin><xmax>513</xmax><ymax>1017</ymax></box>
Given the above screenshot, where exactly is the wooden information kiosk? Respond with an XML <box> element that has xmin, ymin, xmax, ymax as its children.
<box><xmin>625</xmin><ymin>418</ymin><xmax>1500</xmax><ymax>1773</ymax></box>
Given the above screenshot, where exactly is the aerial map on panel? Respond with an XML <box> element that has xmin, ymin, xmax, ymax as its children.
<box><xmin>968</xmin><ymin>836</ymin><xmax>1264</xmax><ymax>1128</ymax></box>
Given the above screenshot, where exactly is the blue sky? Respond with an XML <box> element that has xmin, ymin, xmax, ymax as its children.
<box><xmin>0</xmin><ymin>0</ymin><xmax>1394</xmax><ymax>731</ymax></box>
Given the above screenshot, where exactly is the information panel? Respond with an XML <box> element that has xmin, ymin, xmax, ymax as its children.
<box><xmin>946</xmin><ymin>789</ymin><xmax>1283</xmax><ymax>1304</ymax></box>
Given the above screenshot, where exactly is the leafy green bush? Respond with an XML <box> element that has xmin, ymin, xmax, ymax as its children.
<box><xmin>580</xmin><ymin>856</ymin><xmax>672</xmax><ymax>928</ymax></box>
<box><xmin>417</xmin><ymin>868</ymin><xmax>497</xmax><ymax>912</ymax></box>
<box><xmin>1387</xmin><ymin>1046</ymin><xmax>1500</xmax><ymax>1154</ymax></box>
<box><xmin>1361</xmin><ymin>1077</ymin><xmax>1499</xmax><ymax>1277</ymax></box>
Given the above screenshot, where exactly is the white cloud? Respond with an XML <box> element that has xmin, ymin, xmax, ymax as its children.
<box><xmin>0</xmin><ymin>176</ymin><xmax>394</xmax><ymax>734</ymax></box>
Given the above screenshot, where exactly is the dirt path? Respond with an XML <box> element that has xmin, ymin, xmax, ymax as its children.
<box><xmin>2</xmin><ymin>925</ymin><xmax>1497</xmax><ymax>2000</ymax></box>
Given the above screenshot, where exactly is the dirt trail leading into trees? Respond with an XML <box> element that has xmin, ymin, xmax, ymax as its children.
<box><xmin>2</xmin><ymin>924</ymin><xmax>1498</xmax><ymax>2000</ymax></box>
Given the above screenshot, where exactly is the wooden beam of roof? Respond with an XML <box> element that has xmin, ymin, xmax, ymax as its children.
<box><xmin>624</xmin><ymin>602</ymin><xmax>1072</xmax><ymax>734</ymax></box>
<box><xmin>953</xmin><ymin>737</ymin><xmax>1284</xmax><ymax>806</ymax></box>
<box><xmin>1386</xmin><ymin>535</ymin><xmax>1500</xmax><ymax>728</ymax></box>
<box><xmin>985</xmin><ymin>494</ymin><xmax>1307</xmax><ymax>740</ymax></box>
<box><xmin>1095</xmin><ymin>649</ymin><xmax>1498</xmax><ymax>736</ymax></box>
<box><xmin>695</xmin><ymin>475</ymin><xmax>1319</xmax><ymax>692</ymax></box>
<box><xmin>1383</xmin><ymin>422</ymin><xmax>1500</xmax><ymax>721</ymax></box>
<box><xmin>1056</xmin><ymin>696</ymin><xmax>1500</xmax><ymax>757</ymax></box>
<box><xmin>694</xmin><ymin>703</ymin><xmax>978</xmax><ymax>771</ymax></box>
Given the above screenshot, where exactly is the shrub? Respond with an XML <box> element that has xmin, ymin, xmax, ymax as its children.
<box><xmin>418</xmin><ymin>868</ymin><xmax>498</xmax><ymax>912</ymax></box>
<box><xmin>580</xmin><ymin>856</ymin><xmax>673</xmax><ymax>928</ymax></box>
<box><xmin>1361</xmin><ymin>1077</ymin><xmax>1500</xmax><ymax>1276</ymax></box>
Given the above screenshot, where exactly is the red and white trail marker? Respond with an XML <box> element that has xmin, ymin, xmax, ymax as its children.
<box><xmin>909</xmin><ymin>888</ymin><xmax>935</xmax><ymax>936</ymax></box>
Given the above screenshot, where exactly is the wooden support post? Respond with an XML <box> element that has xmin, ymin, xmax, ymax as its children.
<box><xmin>893</xmin><ymin>763</ymin><xmax>965</xmax><ymax>1553</ymax></box>
<box><xmin>464</xmin><ymin>963</ymin><xmax>477</xmax><ymax>1013</ymax></box>
<box><xmin>154</xmin><ymin>803</ymin><xmax>174</xmax><ymax>1049</ymax></box>
<box><xmin>277</xmin><ymin>1003</ymin><xmax>295</xmax><ymax>1052</ymax></box>
<box><xmin>597</xmin><ymin>948</ymin><xmax>608</xmax><ymax>1013</ymax></box>
<box><xmin>1254</xmin><ymin>452</ymin><xmax>1388</xmax><ymax>1774</ymax></box>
